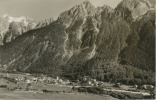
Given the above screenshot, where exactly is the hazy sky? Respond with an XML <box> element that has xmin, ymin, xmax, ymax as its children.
<box><xmin>0</xmin><ymin>0</ymin><xmax>122</xmax><ymax>20</ymax></box>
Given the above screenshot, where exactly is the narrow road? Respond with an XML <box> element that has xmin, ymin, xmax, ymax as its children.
<box><xmin>103</xmin><ymin>88</ymin><xmax>150</xmax><ymax>96</ymax></box>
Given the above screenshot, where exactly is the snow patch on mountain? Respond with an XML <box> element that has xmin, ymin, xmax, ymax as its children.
<box><xmin>2</xmin><ymin>14</ymin><xmax>33</xmax><ymax>27</ymax></box>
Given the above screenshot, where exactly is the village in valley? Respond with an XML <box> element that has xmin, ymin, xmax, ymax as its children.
<box><xmin>0</xmin><ymin>70</ymin><xmax>155</xmax><ymax>99</ymax></box>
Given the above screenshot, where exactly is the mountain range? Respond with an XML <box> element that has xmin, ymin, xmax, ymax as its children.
<box><xmin>0</xmin><ymin>15</ymin><xmax>54</xmax><ymax>45</ymax></box>
<box><xmin>0</xmin><ymin>0</ymin><xmax>155</xmax><ymax>85</ymax></box>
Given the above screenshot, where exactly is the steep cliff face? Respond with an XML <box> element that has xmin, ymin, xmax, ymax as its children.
<box><xmin>0</xmin><ymin>0</ymin><xmax>155</xmax><ymax>84</ymax></box>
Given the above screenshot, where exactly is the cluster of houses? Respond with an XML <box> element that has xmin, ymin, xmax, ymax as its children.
<box><xmin>141</xmin><ymin>85</ymin><xmax>154</xmax><ymax>90</ymax></box>
<box><xmin>133</xmin><ymin>84</ymin><xmax>154</xmax><ymax>90</ymax></box>
<box><xmin>80</xmin><ymin>76</ymin><xmax>155</xmax><ymax>91</ymax></box>
<box><xmin>81</xmin><ymin>76</ymin><xmax>103</xmax><ymax>86</ymax></box>
<box><xmin>142</xmin><ymin>85</ymin><xmax>154</xmax><ymax>90</ymax></box>
<box><xmin>14</xmin><ymin>76</ymin><xmax>70</xmax><ymax>85</ymax></box>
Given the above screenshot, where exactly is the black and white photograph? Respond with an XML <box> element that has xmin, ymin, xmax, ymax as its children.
<box><xmin>0</xmin><ymin>0</ymin><xmax>155</xmax><ymax>99</ymax></box>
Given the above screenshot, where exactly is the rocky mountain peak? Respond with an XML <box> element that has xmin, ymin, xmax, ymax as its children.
<box><xmin>116</xmin><ymin>0</ymin><xmax>151</xmax><ymax>19</ymax></box>
<box><xmin>59</xmin><ymin>0</ymin><xmax>96</xmax><ymax>21</ymax></box>
<box><xmin>81</xmin><ymin>0</ymin><xmax>94</xmax><ymax>9</ymax></box>
<box><xmin>96</xmin><ymin>5</ymin><xmax>114</xmax><ymax>14</ymax></box>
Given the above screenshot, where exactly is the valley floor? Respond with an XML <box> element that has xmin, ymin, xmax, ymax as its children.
<box><xmin>0</xmin><ymin>72</ymin><xmax>153</xmax><ymax>100</ymax></box>
<box><xmin>0</xmin><ymin>88</ymin><xmax>117</xmax><ymax>100</ymax></box>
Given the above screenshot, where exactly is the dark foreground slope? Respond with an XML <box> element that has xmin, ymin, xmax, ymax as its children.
<box><xmin>0</xmin><ymin>0</ymin><xmax>155</xmax><ymax>85</ymax></box>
